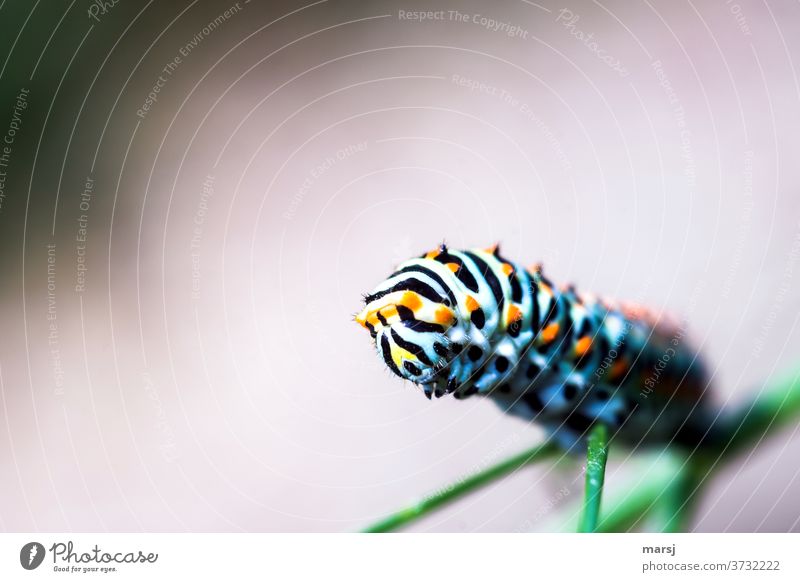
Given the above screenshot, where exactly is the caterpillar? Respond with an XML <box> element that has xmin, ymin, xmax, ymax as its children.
<box><xmin>355</xmin><ymin>243</ymin><xmax>714</xmax><ymax>450</ymax></box>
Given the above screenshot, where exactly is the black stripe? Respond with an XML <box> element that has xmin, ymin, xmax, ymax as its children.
<box><xmin>564</xmin><ymin>410</ymin><xmax>595</xmax><ymax>433</ymax></box>
<box><xmin>508</xmin><ymin>270</ymin><xmax>523</xmax><ymax>303</ymax></box>
<box><xmin>380</xmin><ymin>335</ymin><xmax>402</xmax><ymax>376</ymax></box>
<box><xmin>433</xmin><ymin>252</ymin><xmax>479</xmax><ymax>292</ymax></box>
<box><xmin>403</xmin><ymin>319</ymin><xmax>446</xmax><ymax>333</ymax></box>
<box><xmin>391</xmin><ymin>328</ymin><xmax>433</xmax><ymax>366</ymax></box>
<box><xmin>395</xmin><ymin>305</ymin><xmax>446</xmax><ymax>333</ymax></box>
<box><xmin>392</xmin><ymin>265</ymin><xmax>458</xmax><ymax>306</ymax></box>
<box><xmin>558</xmin><ymin>304</ymin><xmax>575</xmax><ymax>357</ymax></box>
<box><xmin>541</xmin><ymin>289</ymin><xmax>560</xmax><ymax>329</ymax></box>
<box><xmin>494</xmin><ymin>250</ymin><xmax>523</xmax><ymax>302</ymax></box>
<box><xmin>446</xmin><ymin>378</ymin><xmax>459</xmax><ymax>393</ymax></box>
<box><xmin>470</xmin><ymin>307</ymin><xmax>486</xmax><ymax>329</ymax></box>
<box><xmin>592</xmin><ymin>336</ymin><xmax>612</xmax><ymax>378</ymax></box>
<box><xmin>463</xmin><ymin>384</ymin><xmax>479</xmax><ymax>397</ymax></box>
<box><xmin>494</xmin><ymin>249</ymin><xmax>512</xmax><ymax>264</ymax></box>
<box><xmin>403</xmin><ymin>361</ymin><xmax>422</xmax><ymax>376</ymax></box>
<box><xmin>464</xmin><ymin>252</ymin><xmax>504</xmax><ymax>313</ymax></box>
<box><xmin>525</xmin><ymin>391</ymin><xmax>544</xmax><ymax>412</ymax></box>
<box><xmin>539</xmin><ymin>272</ymin><xmax>556</xmax><ymax>289</ymax></box>
<box><xmin>528</xmin><ymin>279</ymin><xmax>541</xmax><ymax>335</ymax></box>
<box><xmin>365</xmin><ymin>277</ymin><xmax>448</xmax><ymax>305</ymax></box>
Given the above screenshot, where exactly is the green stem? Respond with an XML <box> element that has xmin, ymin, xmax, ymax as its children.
<box><xmin>598</xmin><ymin>366</ymin><xmax>800</xmax><ymax>532</ymax></box>
<box><xmin>648</xmin><ymin>454</ymin><xmax>702</xmax><ymax>533</ymax></box>
<box><xmin>363</xmin><ymin>366</ymin><xmax>800</xmax><ymax>533</ymax></box>
<box><xmin>362</xmin><ymin>441</ymin><xmax>559</xmax><ymax>532</ymax></box>
<box><xmin>578</xmin><ymin>423</ymin><xmax>609</xmax><ymax>532</ymax></box>
<box><xmin>596</xmin><ymin>481</ymin><xmax>661</xmax><ymax>532</ymax></box>
<box><xmin>723</xmin><ymin>366</ymin><xmax>800</xmax><ymax>455</ymax></box>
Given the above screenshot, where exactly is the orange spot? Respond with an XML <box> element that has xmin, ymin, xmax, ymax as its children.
<box><xmin>484</xmin><ymin>242</ymin><xmax>499</xmax><ymax>254</ymax></box>
<box><xmin>445</xmin><ymin>262</ymin><xmax>459</xmax><ymax>273</ymax></box>
<box><xmin>398</xmin><ymin>291</ymin><xmax>422</xmax><ymax>311</ymax></box>
<box><xmin>575</xmin><ymin>336</ymin><xmax>592</xmax><ymax>357</ymax></box>
<box><xmin>501</xmin><ymin>263</ymin><xmax>513</xmax><ymax>276</ymax></box>
<box><xmin>610</xmin><ymin>360</ymin><xmax>628</xmax><ymax>380</ymax></box>
<box><xmin>540</xmin><ymin>322</ymin><xmax>559</xmax><ymax>343</ymax></box>
<box><xmin>465</xmin><ymin>295</ymin><xmax>480</xmax><ymax>312</ymax></box>
<box><xmin>425</xmin><ymin>249</ymin><xmax>440</xmax><ymax>259</ymax></box>
<box><xmin>379</xmin><ymin>305</ymin><xmax>398</xmax><ymax>320</ymax></box>
<box><xmin>434</xmin><ymin>307</ymin><xmax>454</xmax><ymax>325</ymax></box>
<box><xmin>506</xmin><ymin>304</ymin><xmax>522</xmax><ymax>325</ymax></box>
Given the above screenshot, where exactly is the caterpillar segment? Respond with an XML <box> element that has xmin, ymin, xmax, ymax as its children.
<box><xmin>356</xmin><ymin>244</ymin><xmax>711</xmax><ymax>449</ymax></box>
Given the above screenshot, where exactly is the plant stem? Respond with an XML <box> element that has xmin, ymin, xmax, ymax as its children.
<box><xmin>593</xmin><ymin>453</ymin><xmax>680</xmax><ymax>533</ymax></box>
<box><xmin>597</xmin><ymin>367</ymin><xmax>800</xmax><ymax>532</ymax></box>
<box><xmin>649</xmin><ymin>454</ymin><xmax>701</xmax><ymax>533</ymax></box>
<box><xmin>578</xmin><ymin>423</ymin><xmax>609</xmax><ymax>532</ymax></box>
<box><xmin>362</xmin><ymin>366</ymin><xmax>800</xmax><ymax>533</ymax></box>
<box><xmin>362</xmin><ymin>441</ymin><xmax>559</xmax><ymax>532</ymax></box>
<box><xmin>723</xmin><ymin>366</ymin><xmax>800</xmax><ymax>455</ymax></box>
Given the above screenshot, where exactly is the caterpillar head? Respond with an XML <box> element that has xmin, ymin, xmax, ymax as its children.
<box><xmin>355</xmin><ymin>244</ymin><xmax>465</xmax><ymax>397</ymax></box>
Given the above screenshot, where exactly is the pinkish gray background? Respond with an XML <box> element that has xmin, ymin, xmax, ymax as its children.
<box><xmin>0</xmin><ymin>0</ymin><xmax>799</xmax><ymax>531</ymax></box>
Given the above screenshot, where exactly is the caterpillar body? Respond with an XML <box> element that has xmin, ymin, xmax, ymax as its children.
<box><xmin>355</xmin><ymin>244</ymin><xmax>713</xmax><ymax>450</ymax></box>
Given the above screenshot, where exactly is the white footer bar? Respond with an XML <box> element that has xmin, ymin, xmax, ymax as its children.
<box><xmin>1</xmin><ymin>533</ymin><xmax>797</xmax><ymax>581</ymax></box>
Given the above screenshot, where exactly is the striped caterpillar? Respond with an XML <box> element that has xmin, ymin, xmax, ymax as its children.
<box><xmin>355</xmin><ymin>244</ymin><xmax>713</xmax><ymax>450</ymax></box>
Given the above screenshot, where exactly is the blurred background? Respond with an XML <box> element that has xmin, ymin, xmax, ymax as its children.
<box><xmin>1</xmin><ymin>0</ymin><xmax>799</xmax><ymax>532</ymax></box>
